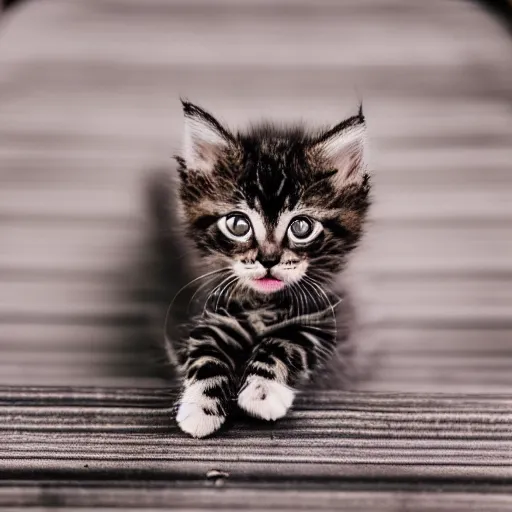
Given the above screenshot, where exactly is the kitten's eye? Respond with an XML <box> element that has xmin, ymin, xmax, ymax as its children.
<box><xmin>288</xmin><ymin>217</ymin><xmax>322</xmax><ymax>244</ymax></box>
<box><xmin>227</xmin><ymin>215</ymin><xmax>250</xmax><ymax>236</ymax></box>
<box><xmin>218</xmin><ymin>213</ymin><xmax>252</xmax><ymax>242</ymax></box>
<box><xmin>290</xmin><ymin>218</ymin><xmax>312</xmax><ymax>238</ymax></box>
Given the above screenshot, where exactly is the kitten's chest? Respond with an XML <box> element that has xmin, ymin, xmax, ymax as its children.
<box><xmin>211</xmin><ymin>292</ymin><xmax>291</xmax><ymax>335</ymax></box>
<box><xmin>244</xmin><ymin>309</ymin><xmax>285</xmax><ymax>335</ymax></box>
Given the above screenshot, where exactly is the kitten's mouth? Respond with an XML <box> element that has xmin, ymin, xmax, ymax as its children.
<box><xmin>251</xmin><ymin>277</ymin><xmax>286</xmax><ymax>294</ymax></box>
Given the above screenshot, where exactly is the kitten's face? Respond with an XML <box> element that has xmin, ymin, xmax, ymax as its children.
<box><xmin>215</xmin><ymin>203</ymin><xmax>323</xmax><ymax>294</ymax></box>
<box><xmin>177</xmin><ymin>102</ymin><xmax>370</xmax><ymax>296</ymax></box>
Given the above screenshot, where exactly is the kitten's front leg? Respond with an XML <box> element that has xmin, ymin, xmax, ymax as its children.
<box><xmin>176</xmin><ymin>314</ymin><xmax>251</xmax><ymax>438</ymax></box>
<box><xmin>237</xmin><ymin>324</ymin><xmax>335</xmax><ymax>421</ymax></box>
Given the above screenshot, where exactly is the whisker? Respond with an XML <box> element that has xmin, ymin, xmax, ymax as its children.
<box><xmin>224</xmin><ymin>279</ymin><xmax>241</xmax><ymax>312</ymax></box>
<box><xmin>186</xmin><ymin>273</ymin><xmax>227</xmax><ymax>315</ymax></box>
<box><xmin>215</xmin><ymin>276</ymin><xmax>238</xmax><ymax>313</ymax></box>
<box><xmin>208</xmin><ymin>275</ymin><xmax>237</xmax><ymax>314</ymax></box>
<box><xmin>293</xmin><ymin>285</ymin><xmax>304</xmax><ymax>317</ymax></box>
<box><xmin>299</xmin><ymin>279</ymin><xmax>323</xmax><ymax>312</ymax></box>
<box><xmin>303</xmin><ymin>276</ymin><xmax>338</xmax><ymax>339</ymax></box>
<box><xmin>288</xmin><ymin>284</ymin><xmax>301</xmax><ymax>317</ymax></box>
<box><xmin>296</xmin><ymin>283</ymin><xmax>312</xmax><ymax>317</ymax></box>
<box><xmin>164</xmin><ymin>267</ymin><xmax>231</xmax><ymax>334</ymax></box>
<box><xmin>168</xmin><ymin>267</ymin><xmax>231</xmax><ymax>311</ymax></box>
<box><xmin>201</xmin><ymin>274</ymin><xmax>234</xmax><ymax>317</ymax></box>
<box><xmin>302</xmin><ymin>277</ymin><xmax>337</xmax><ymax>329</ymax></box>
<box><xmin>306</xmin><ymin>275</ymin><xmax>342</xmax><ymax>303</ymax></box>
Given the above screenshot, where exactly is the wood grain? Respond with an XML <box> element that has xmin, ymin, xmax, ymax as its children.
<box><xmin>0</xmin><ymin>387</ymin><xmax>511</xmax><ymax>479</ymax></box>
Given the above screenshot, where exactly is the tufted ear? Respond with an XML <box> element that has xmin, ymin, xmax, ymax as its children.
<box><xmin>181</xmin><ymin>100</ymin><xmax>234</xmax><ymax>173</ymax></box>
<box><xmin>312</xmin><ymin>105</ymin><xmax>367</xmax><ymax>188</ymax></box>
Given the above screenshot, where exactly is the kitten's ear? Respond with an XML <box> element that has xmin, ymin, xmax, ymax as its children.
<box><xmin>181</xmin><ymin>100</ymin><xmax>234</xmax><ymax>173</ymax></box>
<box><xmin>312</xmin><ymin>105</ymin><xmax>367</xmax><ymax>188</ymax></box>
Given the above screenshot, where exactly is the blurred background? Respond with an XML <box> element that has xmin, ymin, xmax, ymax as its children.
<box><xmin>0</xmin><ymin>0</ymin><xmax>511</xmax><ymax>392</ymax></box>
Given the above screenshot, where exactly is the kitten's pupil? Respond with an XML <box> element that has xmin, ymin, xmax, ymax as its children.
<box><xmin>226</xmin><ymin>214</ymin><xmax>250</xmax><ymax>237</ymax></box>
<box><xmin>290</xmin><ymin>218</ymin><xmax>312</xmax><ymax>239</ymax></box>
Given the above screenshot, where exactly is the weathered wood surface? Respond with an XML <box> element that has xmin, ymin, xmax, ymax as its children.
<box><xmin>0</xmin><ymin>0</ymin><xmax>512</xmax><ymax>508</ymax></box>
<box><xmin>0</xmin><ymin>386</ymin><xmax>511</xmax><ymax>508</ymax></box>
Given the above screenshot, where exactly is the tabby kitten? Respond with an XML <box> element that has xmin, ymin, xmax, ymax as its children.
<box><xmin>170</xmin><ymin>101</ymin><xmax>370</xmax><ymax>438</ymax></box>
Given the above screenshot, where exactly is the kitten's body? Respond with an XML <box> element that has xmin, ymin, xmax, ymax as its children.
<box><xmin>167</xmin><ymin>101</ymin><xmax>370</xmax><ymax>438</ymax></box>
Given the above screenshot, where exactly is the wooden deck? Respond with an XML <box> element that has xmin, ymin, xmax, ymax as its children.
<box><xmin>0</xmin><ymin>0</ymin><xmax>511</xmax><ymax>508</ymax></box>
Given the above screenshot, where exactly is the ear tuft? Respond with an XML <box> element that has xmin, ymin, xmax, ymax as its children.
<box><xmin>181</xmin><ymin>101</ymin><xmax>233</xmax><ymax>173</ymax></box>
<box><xmin>312</xmin><ymin>106</ymin><xmax>367</xmax><ymax>188</ymax></box>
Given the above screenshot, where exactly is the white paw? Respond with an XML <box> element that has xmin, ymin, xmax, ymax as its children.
<box><xmin>176</xmin><ymin>401</ymin><xmax>225</xmax><ymax>438</ymax></box>
<box><xmin>176</xmin><ymin>380</ymin><xmax>225</xmax><ymax>438</ymax></box>
<box><xmin>237</xmin><ymin>376</ymin><xmax>295</xmax><ymax>421</ymax></box>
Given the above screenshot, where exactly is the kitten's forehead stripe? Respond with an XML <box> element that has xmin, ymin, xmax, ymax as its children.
<box><xmin>275</xmin><ymin>170</ymin><xmax>287</xmax><ymax>197</ymax></box>
<box><xmin>241</xmin><ymin>139</ymin><xmax>301</xmax><ymax>225</ymax></box>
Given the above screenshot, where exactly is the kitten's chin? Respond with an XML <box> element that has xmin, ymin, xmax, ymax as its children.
<box><xmin>248</xmin><ymin>277</ymin><xmax>286</xmax><ymax>294</ymax></box>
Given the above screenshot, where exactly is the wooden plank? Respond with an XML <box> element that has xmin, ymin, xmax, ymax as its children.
<box><xmin>0</xmin><ymin>387</ymin><xmax>511</xmax><ymax>482</ymax></box>
<box><xmin>1</xmin><ymin>485</ymin><xmax>512</xmax><ymax>511</ymax></box>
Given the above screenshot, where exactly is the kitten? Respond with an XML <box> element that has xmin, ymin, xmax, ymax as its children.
<box><xmin>169</xmin><ymin>101</ymin><xmax>370</xmax><ymax>438</ymax></box>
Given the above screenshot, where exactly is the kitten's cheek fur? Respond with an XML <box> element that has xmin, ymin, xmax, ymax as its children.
<box><xmin>237</xmin><ymin>376</ymin><xmax>295</xmax><ymax>421</ymax></box>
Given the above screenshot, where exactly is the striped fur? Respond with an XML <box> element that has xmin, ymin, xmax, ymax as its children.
<box><xmin>171</xmin><ymin>101</ymin><xmax>370</xmax><ymax>437</ymax></box>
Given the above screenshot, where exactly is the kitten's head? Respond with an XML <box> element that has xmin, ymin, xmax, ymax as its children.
<box><xmin>176</xmin><ymin>101</ymin><xmax>370</xmax><ymax>296</ymax></box>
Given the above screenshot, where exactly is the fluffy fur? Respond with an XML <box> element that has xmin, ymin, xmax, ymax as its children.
<box><xmin>168</xmin><ymin>101</ymin><xmax>370</xmax><ymax>438</ymax></box>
